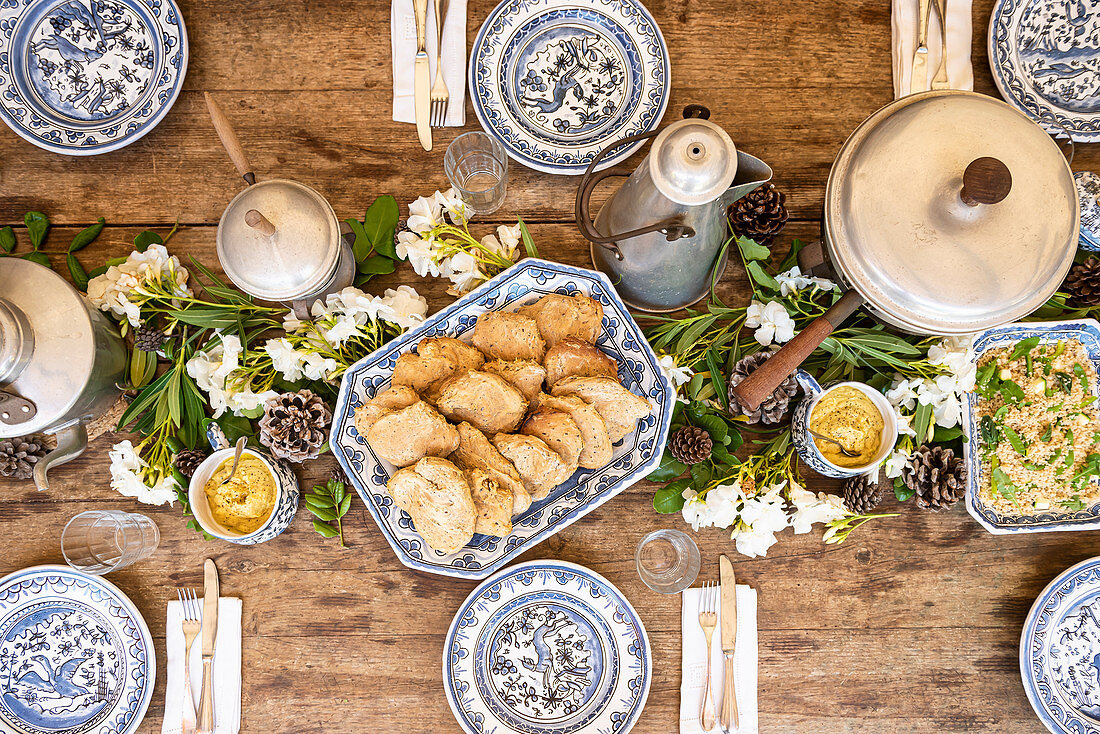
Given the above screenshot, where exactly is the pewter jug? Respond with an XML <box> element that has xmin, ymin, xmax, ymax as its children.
<box><xmin>576</xmin><ymin>105</ymin><xmax>772</xmax><ymax>312</ymax></box>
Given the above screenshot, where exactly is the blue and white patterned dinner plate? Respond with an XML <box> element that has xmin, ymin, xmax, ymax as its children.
<box><xmin>0</xmin><ymin>0</ymin><xmax>188</xmax><ymax>155</ymax></box>
<box><xmin>469</xmin><ymin>0</ymin><xmax>670</xmax><ymax>174</ymax></box>
<box><xmin>962</xmin><ymin>319</ymin><xmax>1100</xmax><ymax>534</ymax></box>
<box><xmin>330</xmin><ymin>259</ymin><xmax>674</xmax><ymax>580</ymax></box>
<box><xmin>1022</xmin><ymin>556</ymin><xmax>1100</xmax><ymax>734</ymax></box>
<box><xmin>988</xmin><ymin>0</ymin><xmax>1100</xmax><ymax>142</ymax></box>
<box><xmin>0</xmin><ymin>565</ymin><xmax>155</xmax><ymax>734</ymax></box>
<box><xmin>444</xmin><ymin>560</ymin><xmax>651</xmax><ymax>734</ymax></box>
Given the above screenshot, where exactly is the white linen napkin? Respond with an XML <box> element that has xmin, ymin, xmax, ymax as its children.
<box><xmin>161</xmin><ymin>597</ymin><xmax>243</xmax><ymax>734</ymax></box>
<box><xmin>891</xmin><ymin>0</ymin><xmax>974</xmax><ymax>99</ymax></box>
<box><xmin>391</xmin><ymin>0</ymin><xmax>467</xmax><ymax>127</ymax></box>
<box><xmin>680</xmin><ymin>585</ymin><xmax>758</xmax><ymax>734</ymax></box>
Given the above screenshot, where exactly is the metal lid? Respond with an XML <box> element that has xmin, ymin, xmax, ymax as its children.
<box><xmin>826</xmin><ymin>91</ymin><xmax>1079</xmax><ymax>335</ymax></box>
<box><xmin>648</xmin><ymin>118</ymin><xmax>739</xmax><ymax>206</ymax></box>
<box><xmin>216</xmin><ymin>179</ymin><xmax>341</xmax><ymax>301</ymax></box>
<box><xmin>0</xmin><ymin>259</ymin><xmax>96</xmax><ymax>436</ymax></box>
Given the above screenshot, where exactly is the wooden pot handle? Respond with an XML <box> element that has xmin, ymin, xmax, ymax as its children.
<box><xmin>244</xmin><ymin>209</ymin><xmax>276</xmax><ymax>237</ymax></box>
<box><xmin>204</xmin><ymin>92</ymin><xmax>256</xmax><ymax>185</ymax></box>
<box><xmin>960</xmin><ymin>157</ymin><xmax>1011</xmax><ymax>206</ymax></box>
<box><xmin>730</xmin><ymin>290</ymin><xmax>864</xmax><ymax>411</ymax></box>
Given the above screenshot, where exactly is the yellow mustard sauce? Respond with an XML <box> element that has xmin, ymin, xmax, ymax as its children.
<box><xmin>808</xmin><ymin>386</ymin><xmax>885</xmax><ymax>468</ymax></box>
<box><xmin>203</xmin><ymin>454</ymin><xmax>276</xmax><ymax>535</ymax></box>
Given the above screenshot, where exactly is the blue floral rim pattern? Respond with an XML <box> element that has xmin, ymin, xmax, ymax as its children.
<box><xmin>329</xmin><ymin>259</ymin><xmax>674</xmax><ymax>579</ymax></box>
<box><xmin>443</xmin><ymin>560</ymin><xmax>651</xmax><ymax>734</ymax></box>
<box><xmin>962</xmin><ymin>319</ymin><xmax>1100</xmax><ymax>534</ymax></box>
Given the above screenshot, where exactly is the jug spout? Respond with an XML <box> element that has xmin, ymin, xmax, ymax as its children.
<box><xmin>721</xmin><ymin>151</ymin><xmax>773</xmax><ymax>208</ymax></box>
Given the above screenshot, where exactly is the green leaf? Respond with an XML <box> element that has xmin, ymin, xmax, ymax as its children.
<box><xmin>1003</xmin><ymin>425</ymin><xmax>1028</xmax><ymax>455</ymax></box>
<box><xmin>653</xmin><ymin>478</ymin><xmax>691</xmax><ymax>513</ymax></box>
<box><xmin>0</xmin><ymin>226</ymin><xmax>14</xmax><ymax>253</ymax></box>
<box><xmin>312</xmin><ymin>519</ymin><xmax>340</xmax><ymax>538</ymax></box>
<box><xmin>893</xmin><ymin>476</ymin><xmax>915</xmax><ymax>502</ymax></box>
<box><xmin>912</xmin><ymin>402</ymin><xmax>934</xmax><ymax>444</ymax></box>
<box><xmin>690</xmin><ymin>462</ymin><xmax>712</xmax><ymax>489</ymax></box>
<box><xmin>1008</xmin><ymin>336</ymin><xmax>1041</xmax><ymax>362</ymax></box>
<box><xmin>675</xmin><ymin>315</ymin><xmax>718</xmax><ymax>356</ymax></box>
<box><xmin>129</xmin><ymin>347</ymin><xmax>157</xmax><ymax>388</ymax></box>
<box><xmin>518</xmin><ymin>218</ymin><xmax>539</xmax><ymax>259</ymax></box>
<box><xmin>133</xmin><ymin>230</ymin><xmax>162</xmax><ymax>252</ymax></box>
<box><xmin>363</xmin><ymin>195</ymin><xmax>400</xmax><ymax>259</ymax></box>
<box><xmin>705</xmin><ymin>347</ymin><xmax>728</xmax><ymax>411</ymax></box>
<box><xmin>308</xmin><ymin>505</ymin><xmax>339</xmax><ymax>522</ymax></box>
<box><xmin>745</xmin><ymin>261</ymin><xmax>779</xmax><ymax>291</ymax></box>
<box><xmin>932</xmin><ymin>425</ymin><xmax>966</xmax><ymax>443</ymax></box>
<box><xmin>68</xmin><ymin>218</ymin><xmax>104</xmax><ymax>252</ymax></box>
<box><xmin>343</xmin><ymin>218</ymin><xmax>370</xmax><ymax>261</ymax></box>
<box><xmin>694</xmin><ymin>413</ymin><xmax>728</xmax><ymax>444</ymax></box>
<box><xmin>214</xmin><ymin>414</ymin><xmax>256</xmax><ymax>445</ymax></box>
<box><xmin>67</xmin><ymin>252</ymin><xmax>88</xmax><ymax>290</ymax></box>
<box><xmin>357</xmin><ymin>254</ymin><xmax>397</xmax><ymax>275</ymax></box>
<box><xmin>23</xmin><ymin>211</ymin><xmax>48</xmax><ymax>249</ymax></box>
<box><xmin>305</xmin><ymin>494</ymin><xmax>336</xmax><ymax>509</ymax></box>
<box><xmin>736</xmin><ymin>236</ymin><xmax>770</xmax><ymax>262</ymax></box>
<box><xmin>338</xmin><ymin>495</ymin><xmax>352</xmax><ymax>515</ymax></box>
<box><xmin>21</xmin><ymin>251</ymin><xmax>50</xmax><ymax>268</ymax></box>
<box><xmin>647</xmin><ymin>449</ymin><xmax>688</xmax><ymax>482</ymax></box>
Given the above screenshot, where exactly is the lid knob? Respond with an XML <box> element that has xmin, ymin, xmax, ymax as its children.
<box><xmin>244</xmin><ymin>209</ymin><xmax>277</xmax><ymax>237</ymax></box>
<box><xmin>960</xmin><ymin>157</ymin><xmax>1012</xmax><ymax>207</ymax></box>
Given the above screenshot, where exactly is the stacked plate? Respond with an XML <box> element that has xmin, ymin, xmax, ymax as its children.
<box><xmin>1078</xmin><ymin>172</ymin><xmax>1100</xmax><ymax>253</ymax></box>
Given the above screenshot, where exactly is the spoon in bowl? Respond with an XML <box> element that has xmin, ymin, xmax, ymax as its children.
<box><xmin>218</xmin><ymin>436</ymin><xmax>249</xmax><ymax>487</ymax></box>
<box><xmin>807</xmin><ymin>429</ymin><xmax>861</xmax><ymax>458</ymax></box>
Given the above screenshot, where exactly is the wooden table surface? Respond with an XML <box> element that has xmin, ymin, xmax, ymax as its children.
<box><xmin>2</xmin><ymin>0</ymin><xmax>1099</xmax><ymax>731</ymax></box>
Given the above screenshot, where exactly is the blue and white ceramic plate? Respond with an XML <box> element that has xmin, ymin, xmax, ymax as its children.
<box><xmin>0</xmin><ymin>565</ymin><xmax>155</xmax><ymax>734</ymax></box>
<box><xmin>444</xmin><ymin>560</ymin><xmax>650</xmax><ymax>734</ymax></box>
<box><xmin>0</xmin><ymin>0</ymin><xmax>188</xmax><ymax>155</ymax></box>
<box><xmin>1078</xmin><ymin>172</ymin><xmax>1100</xmax><ymax>252</ymax></box>
<box><xmin>330</xmin><ymin>259</ymin><xmax>674</xmax><ymax>580</ymax></box>
<box><xmin>1022</xmin><ymin>556</ymin><xmax>1100</xmax><ymax>734</ymax></box>
<box><xmin>988</xmin><ymin>0</ymin><xmax>1100</xmax><ymax>142</ymax></box>
<box><xmin>469</xmin><ymin>0</ymin><xmax>670</xmax><ymax>174</ymax></box>
<box><xmin>962</xmin><ymin>319</ymin><xmax>1100</xmax><ymax>534</ymax></box>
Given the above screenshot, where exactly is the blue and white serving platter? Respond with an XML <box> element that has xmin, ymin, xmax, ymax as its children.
<box><xmin>962</xmin><ymin>319</ymin><xmax>1100</xmax><ymax>534</ymax></box>
<box><xmin>988</xmin><ymin>0</ymin><xmax>1100</xmax><ymax>142</ymax></box>
<box><xmin>469</xmin><ymin>0</ymin><xmax>670</xmax><ymax>174</ymax></box>
<box><xmin>1022</xmin><ymin>556</ymin><xmax>1100</xmax><ymax>734</ymax></box>
<box><xmin>444</xmin><ymin>560</ymin><xmax>650</xmax><ymax>734</ymax></box>
<box><xmin>330</xmin><ymin>259</ymin><xmax>674</xmax><ymax>580</ymax></box>
<box><xmin>0</xmin><ymin>565</ymin><xmax>155</xmax><ymax>734</ymax></box>
<box><xmin>0</xmin><ymin>0</ymin><xmax>188</xmax><ymax>155</ymax></box>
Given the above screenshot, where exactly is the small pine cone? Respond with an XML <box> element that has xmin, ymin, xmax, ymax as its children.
<box><xmin>727</xmin><ymin>351</ymin><xmax>799</xmax><ymax>425</ymax></box>
<box><xmin>134</xmin><ymin>324</ymin><xmax>167</xmax><ymax>352</ymax></box>
<box><xmin>173</xmin><ymin>448</ymin><xmax>207</xmax><ymax>478</ymax></box>
<box><xmin>669</xmin><ymin>426</ymin><xmax>713</xmax><ymax>465</ymax></box>
<box><xmin>0</xmin><ymin>436</ymin><xmax>46</xmax><ymax>480</ymax></box>
<box><xmin>727</xmin><ymin>183</ymin><xmax>789</xmax><ymax>245</ymax></box>
<box><xmin>843</xmin><ymin>472</ymin><xmax>883</xmax><ymax>514</ymax></box>
<box><xmin>1063</xmin><ymin>258</ymin><xmax>1100</xmax><ymax>307</ymax></box>
<box><xmin>258</xmin><ymin>389</ymin><xmax>332</xmax><ymax>463</ymax></box>
<box><xmin>330</xmin><ymin>466</ymin><xmax>349</xmax><ymax>486</ymax></box>
<box><xmin>394</xmin><ymin>218</ymin><xmax>407</xmax><ymax>250</ymax></box>
<box><xmin>904</xmin><ymin>445</ymin><xmax>967</xmax><ymax>511</ymax></box>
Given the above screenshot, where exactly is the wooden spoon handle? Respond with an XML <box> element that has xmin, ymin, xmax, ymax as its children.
<box><xmin>204</xmin><ymin>92</ymin><xmax>255</xmax><ymax>185</ymax></box>
<box><xmin>730</xmin><ymin>289</ymin><xmax>864</xmax><ymax>411</ymax></box>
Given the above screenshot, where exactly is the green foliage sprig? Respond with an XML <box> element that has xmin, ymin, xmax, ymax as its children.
<box><xmin>346</xmin><ymin>195</ymin><xmax>402</xmax><ymax>286</ymax></box>
<box><xmin>306</xmin><ymin>478</ymin><xmax>353</xmax><ymax>545</ymax></box>
<box><xmin>0</xmin><ymin>211</ymin><xmax>106</xmax><ymax>288</ymax></box>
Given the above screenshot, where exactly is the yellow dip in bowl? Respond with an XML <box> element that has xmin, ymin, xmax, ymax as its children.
<box><xmin>809</xmin><ymin>386</ymin><xmax>885</xmax><ymax>468</ymax></box>
<box><xmin>203</xmin><ymin>454</ymin><xmax>277</xmax><ymax>535</ymax></box>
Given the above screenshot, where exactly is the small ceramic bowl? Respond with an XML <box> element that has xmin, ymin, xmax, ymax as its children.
<box><xmin>188</xmin><ymin>425</ymin><xmax>299</xmax><ymax>545</ymax></box>
<box><xmin>790</xmin><ymin>371</ymin><xmax>898</xmax><ymax>479</ymax></box>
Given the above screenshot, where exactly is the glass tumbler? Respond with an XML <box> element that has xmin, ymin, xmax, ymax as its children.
<box><xmin>62</xmin><ymin>510</ymin><xmax>160</xmax><ymax>575</ymax></box>
<box><xmin>444</xmin><ymin>132</ymin><xmax>508</xmax><ymax>215</ymax></box>
<box><xmin>635</xmin><ymin>529</ymin><xmax>701</xmax><ymax>594</ymax></box>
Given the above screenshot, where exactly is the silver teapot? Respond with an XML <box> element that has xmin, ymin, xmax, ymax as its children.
<box><xmin>576</xmin><ymin>105</ymin><xmax>772</xmax><ymax>312</ymax></box>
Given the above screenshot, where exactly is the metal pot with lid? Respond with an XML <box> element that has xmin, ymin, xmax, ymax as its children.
<box><xmin>733</xmin><ymin>90</ymin><xmax>1079</xmax><ymax>410</ymax></box>
<box><xmin>0</xmin><ymin>259</ymin><xmax>128</xmax><ymax>490</ymax></box>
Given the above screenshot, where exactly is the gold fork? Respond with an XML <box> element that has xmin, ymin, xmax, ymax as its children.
<box><xmin>179</xmin><ymin>588</ymin><xmax>201</xmax><ymax>734</ymax></box>
<box><xmin>698</xmin><ymin>581</ymin><xmax>718</xmax><ymax>732</ymax></box>
<box><xmin>429</xmin><ymin>0</ymin><xmax>449</xmax><ymax>127</ymax></box>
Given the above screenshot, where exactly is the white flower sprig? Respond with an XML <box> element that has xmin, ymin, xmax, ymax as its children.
<box><xmin>87</xmin><ymin>244</ymin><xmax>192</xmax><ymax>326</ymax></box>
<box><xmin>107</xmin><ymin>440</ymin><xmax>178</xmax><ymax>505</ymax></box>
<box><xmin>745</xmin><ymin>299</ymin><xmax>796</xmax><ymax>346</ymax></box>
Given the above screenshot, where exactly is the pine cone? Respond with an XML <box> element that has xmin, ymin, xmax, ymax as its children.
<box><xmin>0</xmin><ymin>436</ymin><xmax>46</xmax><ymax>480</ymax></box>
<box><xmin>173</xmin><ymin>448</ymin><xmax>207</xmax><ymax>478</ymax></box>
<box><xmin>134</xmin><ymin>324</ymin><xmax>167</xmax><ymax>352</ymax></box>
<box><xmin>330</xmin><ymin>466</ymin><xmax>349</xmax><ymax>485</ymax></box>
<box><xmin>258</xmin><ymin>389</ymin><xmax>332</xmax><ymax>462</ymax></box>
<box><xmin>903</xmin><ymin>445</ymin><xmax>967</xmax><ymax>511</ymax></box>
<box><xmin>727</xmin><ymin>183</ymin><xmax>789</xmax><ymax>245</ymax></box>
<box><xmin>1063</xmin><ymin>258</ymin><xmax>1100</xmax><ymax>307</ymax></box>
<box><xmin>669</xmin><ymin>426</ymin><xmax>712</xmax><ymax>465</ymax></box>
<box><xmin>727</xmin><ymin>351</ymin><xmax>799</xmax><ymax>425</ymax></box>
<box><xmin>394</xmin><ymin>218</ymin><xmax>407</xmax><ymax>251</ymax></box>
<box><xmin>843</xmin><ymin>472</ymin><xmax>883</xmax><ymax>514</ymax></box>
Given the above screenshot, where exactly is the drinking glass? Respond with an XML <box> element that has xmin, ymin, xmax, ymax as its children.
<box><xmin>62</xmin><ymin>510</ymin><xmax>160</xmax><ymax>575</ymax></box>
<box><xmin>635</xmin><ymin>529</ymin><xmax>700</xmax><ymax>594</ymax></box>
<box><xmin>444</xmin><ymin>132</ymin><xmax>508</xmax><ymax>215</ymax></box>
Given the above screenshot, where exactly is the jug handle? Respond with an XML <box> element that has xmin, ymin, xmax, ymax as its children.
<box><xmin>574</xmin><ymin>130</ymin><xmax>694</xmax><ymax>261</ymax></box>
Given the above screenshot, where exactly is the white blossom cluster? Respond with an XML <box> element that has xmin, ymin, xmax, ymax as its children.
<box><xmin>107</xmin><ymin>440</ymin><xmax>178</xmax><ymax>505</ymax></box>
<box><xmin>681</xmin><ymin>480</ymin><xmax>849</xmax><ymax>557</ymax></box>
<box><xmin>745</xmin><ymin>267</ymin><xmax>837</xmax><ymax>347</ymax></box>
<box><xmin>186</xmin><ymin>334</ymin><xmax>277</xmax><ymax>418</ymax></box>
<box><xmin>657</xmin><ymin>354</ymin><xmax>693</xmax><ymax>402</ymax></box>
<box><xmin>86</xmin><ymin>244</ymin><xmax>192</xmax><ymax>326</ymax></box>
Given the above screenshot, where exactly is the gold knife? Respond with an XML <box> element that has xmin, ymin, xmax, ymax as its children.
<box><xmin>718</xmin><ymin>555</ymin><xmax>739</xmax><ymax>734</ymax></box>
<box><xmin>196</xmin><ymin>559</ymin><xmax>219</xmax><ymax>734</ymax></box>
<box><xmin>910</xmin><ymin>0</ymin><xmax>932</xmax><ymax>95</ymax></box>
<box><xmin>412</xmin><ymin>0</ymin><xmax>433</xmax><ymax>151</ymax></box>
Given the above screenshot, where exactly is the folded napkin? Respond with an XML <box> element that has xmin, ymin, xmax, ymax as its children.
<box><xmin>391</xmin><ymin>0</ymin><xmax>467</xmax><ymax>127</ymax></box>
<box><xmin>680</xmin><ymin>585</ymin><xmax>758</xmax><ymax>734</ymax></box>
<box><xmin>891</xmin><ymin>0</ymin><xmax>974</xmax><ymax>99</ymax></box>
<box><xmin>162</xmin><ymin>597</ymin><xmax>242</xmax><ymax>734</ymax></box>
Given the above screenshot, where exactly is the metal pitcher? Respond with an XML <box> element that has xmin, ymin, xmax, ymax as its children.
<box><xmin>576</xmin><ymin>105</ymin><xmax>772</xmax><ymax>312</ymax></box>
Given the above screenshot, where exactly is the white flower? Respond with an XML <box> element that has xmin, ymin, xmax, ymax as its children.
<box><xmin>732</xmin><ymin>483</ymin><xmax>789</xmax><ymax>557</ymax></box>
<box><xmin>300</xmin><ymin>352</ymin><xmax>338</xmax><ymax>381</ymax></box>
<box><xmin>681</xmin><ymin>482</ymin><xmax>743</xmax><ymax>531</ymax></box>
<box><xmin>107</xmin><ymin>440</ymin><xmax>177</xmax><ymax>506</ymax></box>
<box><xmin>886</xmin><ymin>378</ymin><xmax>918</xmax><ymax>410</ymax></box>
<box><xmin>745</xmin><ymin>300</ymin><xmax>796</xmax><ymax>346</ymax></box>
<box><xmin>186</xmin><ymin>334</ymin><xmax>277</xmax><ymax>417</ymax></box>
<box><xmin>443</xmin><ymin>251</ymin><xmax>485</xmax><ymax>292</ymax></box>
<box><xmin>435</xmin><ymin>188</ymin><xmax>474</xmax><ymax>224</ymax></box>
<box><xmin>894</xmin><ymin>407</ymin><xmax>917</xmax><ymax>438</ymax></box>
<box><xmin>282</xmin><ymin>311</ymin><xmax>305</xmax><ymax>334</ymax></box>
<box><xmin>264</xmin><ymin>338</ymin><xmax>304</xmax><ymax>382</ymax></box>
<box><xmin>658</xmin><ymin>354</ymin><xmax>693</xmax><ymax>398</ymax></box>
<box><xmin>884</xmin><ymin>448</ymin><xmax>911</xmax><ymax>479</ymax></box>
<box><xmin>324</xmin><ymin>287</ymin><xmax>387</xmax><ymax>324</ymax></box>
<box><xmin>396</xmin><ymin>231</ymin><xmax>441</xmax><ymax>277</ymax></box>
<box><xmin>774</xmin><ymin>266</ymin><xmax>836</xmax><ymax>297</ymax></box>
<box><xmin>320</xmin><ymin>313</ymin><xmax>360</xmax><ymax>346</ymax></box>
<box><xmin>931</xmin><ymin>391</ymin><xmax>964</xmax><ymax>429</ymax></box>
<box><xmin>379</xmin><ymin>285</ymin><xmax>428</xmax><ymax>330</ymax></box>
<box><xmin>407</xmin><ymin>194</ymin><xmax>444</xmax><ymax>234</ymax></box>
<box><xmin>788</xmin><ymin>482</ymin><xmax>848</xmax><ymax>533</ymax></box>
<box><xmin>85</xmin><ymin>243</ymin><xmax>192</xmax><ymax>326</ymax></box>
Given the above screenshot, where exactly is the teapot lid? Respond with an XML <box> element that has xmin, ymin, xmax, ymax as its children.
<box><xmin>648</xmin><ymin>118</ymin><xmax>739</xmax><ymax>206</ymax></box>
<box><xmin>216</xmin><ymin>179</ymin><xmax>341</xmax><ymax>302</ymax></box>
<box><xmin>0</xmin><ymin>259</ymin><xmax>97</xmax><ymax>437</ymax></box>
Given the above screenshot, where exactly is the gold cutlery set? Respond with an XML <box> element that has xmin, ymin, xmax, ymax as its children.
<box><xmin>413</xmin><ymin>0</ymin><xmax>450</xmax><ymax>150</ymax></box>
<box><xmin>910</xmin><ymin>0</ymin><xmax>949</xmax><ymax>94</ymax></box>
<box><xmin>698</xmin><ymin>555</ymin><xmax>740</xmax><ymax>733</ymax></box>
<box><xmin>178</xmin><ymin>559</ymin><xmax>221</xmax><ymax>734</ymax></box>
